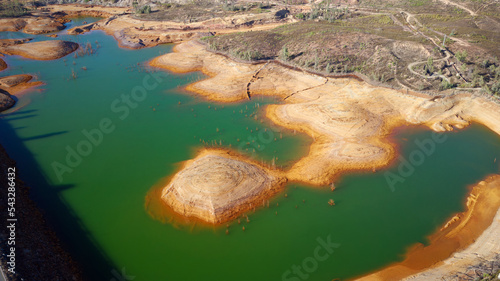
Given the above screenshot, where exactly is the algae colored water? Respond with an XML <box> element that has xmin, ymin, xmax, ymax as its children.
<box><xmin>1</xmin><ymin>20</ymin><xmax>500</xmax><ymax>281</ymax></box>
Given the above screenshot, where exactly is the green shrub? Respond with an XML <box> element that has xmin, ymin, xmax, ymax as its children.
<box><xmin>135</xmin><ymin>4</ymin><xmax>151</xmax><ymax>14</ymax></box>
<box><xmin>280</xmin><ymin>46</ymin><xmax>290</xmax><ymax>61</ymax></box>
<box><xmin>425</xmin><ymin>57</ymin><xmax>434</xmax><ymax>74</ymax></box>
<box><xmin>0</xmin><ymin>0</ymin><xmax>28</xmax><ymax>17</ymax></box>
<box><xmin>456</xmin><ymin>50</ymin><xmax>467</xmax><ymax>62</ymax></box>
<box><xmin>440</xmin><ymin>79</ymin><xmax>454</xmax><ymax>90</ymax></box>
<box><xmin>491</xmin><ymin>80</ymin><xmax>500</xmax><ymax>95</ymax></box>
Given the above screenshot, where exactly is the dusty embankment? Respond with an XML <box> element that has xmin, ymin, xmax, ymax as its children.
<box><xmin>0</xmin><ymin>58</ymin><xmax>7</xmax><ymax>72</ymax></box>
<box><xmin>150</xmin><ymin>39</ymin><xmax>500</xmax><ymax>279</ymax></box>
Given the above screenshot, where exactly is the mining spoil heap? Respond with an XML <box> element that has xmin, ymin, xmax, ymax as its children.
<box><xmin>0</xmin><ymin>40</ymin><xmax>79</xmax><ymax>60</ymax></box>
<box><xmin>161</xmin><ymin>149</ymin><xmax>287</xmax><ymax>224</ymax></box>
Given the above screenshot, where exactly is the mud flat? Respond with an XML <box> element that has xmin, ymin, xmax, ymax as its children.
<box><xmin>0</xmin><ymin>40</ymin><xmax>79</xmax><ymax>60</ymax></box>
<box><xmin>159</xmin><ymin>149</ymin><xmax>286</xmax><ymax>224</ymax></box>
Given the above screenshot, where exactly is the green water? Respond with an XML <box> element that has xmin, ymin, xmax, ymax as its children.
<box><xmin>1</xmin><ymin>23</ymin><xmax>500</xmax><ymax>281</ymax></box>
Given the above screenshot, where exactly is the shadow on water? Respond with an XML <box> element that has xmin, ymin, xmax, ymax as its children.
<box><xmin>0</xmin><ymin>114</ymin><xmax>117</xmax><ymax>281</ymax></box>
<box><xmin>22</xmin><ymin>131</ymin><xmax>68</xmax><ymax>142</ymax></box>
<box><xmin>2</xmin><ymin>114</ymin><xmax>38</xmax><ymax>122</ymax></box>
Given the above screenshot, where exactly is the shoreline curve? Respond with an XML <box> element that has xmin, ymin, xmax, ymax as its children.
<box><xmin>149</xmin><ymin>39</ymin><xmax>500</xmax><ymax>280</ymax></box>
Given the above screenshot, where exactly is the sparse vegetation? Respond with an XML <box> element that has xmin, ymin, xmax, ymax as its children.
<box><xmin>136</xmin><ymin>5</ymin><xmax>151</xmax><ymax>14</ymax></box>
<box><xmin>425</xmin><ymin>56</ymin><xmax>434</xmax><ymax>74</ymax></box>
<box><xmin>456</xmin><ymin>50</ymin><xmax>468</xmax><ymax>62</ymax></box>
<box><xmin>0</xmin><ymin>0</ymin><xmax>28</xmax><ymax>17</ymax></box>
<box><xmin>440</xmin><ymin>79</ymin><xmax>454</xmax><ymax>90</ymax></box>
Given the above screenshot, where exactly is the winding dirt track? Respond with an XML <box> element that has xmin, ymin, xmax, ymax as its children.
<box><xmin>435</xmin><ymin>0</ymin><xmax>477</xmax><ymax>16</ymax></box>
<box><xmin>407</xmin><ymin>50</ymin><xmax>451</xmax><ymax>83</ymax></box>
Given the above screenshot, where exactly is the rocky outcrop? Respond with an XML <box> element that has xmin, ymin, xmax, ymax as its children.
<box><xmin>0</xmin><ymin>17</ymin><xmax>67</xmax><ymax>34</ymax></box>
<box><xmin>67</xmin><ymin>22</ymin><xmax>95</xmax><ymax>35</ymax></box>
<box><xmin>0</xmin><ymin>38</ymin><xmax>32</xmax><ymax>48</ymax></box>
<box><xmin>0</xmin><ymin>91</ymin><xmax>15</xmax><ymax>112</ymax></box>
<box><xmin>0</xmin><ymin>18</ymin><xmax>27</xmax><ymax>32</ymax></box>
<box><xmin>23</xmin><ymin>18</ymin><xmax>66</xmax><ymax>34</ymax></box>
<box><xmin>0</xmin><ymin>58</ymin><xmax>7</xmax><ymax>72</ymax></box>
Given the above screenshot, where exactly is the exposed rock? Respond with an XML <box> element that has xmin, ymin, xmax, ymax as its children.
<box><xmin>0</xmin><ymin>38</ymin><xmax>32</xmax><ymax>48</ymax></box>
<box><xmin>0</xmin><ymin>91</ymin><xmax>15</xmax><ymax>112</ymax></box>
<box><xmin>0</xmin><ymin>58</ymin><xmax>6</xmax><ymax>72</ymax></box>
<box><xmin>67</xmin><ymin>22</ymin><xmax>95</xmax><ymax>35</ymax></box>
<box><xmin>0</xmin><ymin>145</ymin><xmax>84</xmax><ymax>280</ymax></box>
<box><xmin>0</xmin><ymin>74</ymin><xmax>33</xmax><ymax>88</ymax></box>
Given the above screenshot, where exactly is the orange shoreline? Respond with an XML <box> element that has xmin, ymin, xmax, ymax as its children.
<box><xmin>356</xmin><ymin>175</ymin><xmax>500</xmax><ymax>281</ymax></box>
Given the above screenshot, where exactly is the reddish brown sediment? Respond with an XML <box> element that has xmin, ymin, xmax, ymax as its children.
<box><xmin>0</xmin><ymin>74</ymin><xmax>44</xmax><ymax>112</ymax></box>
<box><xmin>55</xmin><ymin>3</ymin><xmax>291</xmax><ymax>49</ymax></box>
<box><xmin>0</xmin><ymin>40</ymin><xmax>79</xmax><ymax>60</ymax></box>
<box><xmin>0</xmin><ymin>91</ymin><xmax>14</xmax><ymax>112</ymax></box>
<box><xmin>46</xmin><ymin>4</ymin><xmax>129</xmax><ymax>17</ymax></box>
<box><xmin>151</xmin><ymin>148</ymin><xmax>286</xmax><ymax>225</ymax></box>
<box><xmin>0</xmin><ymin>38</ymin><xmax>32</xmax><ymax>48</ymax></box>
<box><xmin>0</xmin><ymin>74</ymin><xmax>43</xmax><ymax>95</ymax></box>
<box><xmin>0</xmin><ymin>18</ymin><xmax>28</xmax><ymax>32</ymax></box>
<box><xmin>356</xmin><ymin>175</ymin><xmax>500</xmax><ymax>281</ymax></box>
<box><xmin>0</xmin><ymin>58</ymin><xmax>6</xmax><ymax>72</ymax></box>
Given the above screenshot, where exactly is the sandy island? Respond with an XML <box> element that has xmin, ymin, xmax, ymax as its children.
<box><xmin>154</xmin><ymin>149</ymin><xmax>286</xmax><ymax>225</ymax></box>
<box><xmin>149</xmin><ymin>39</ymin><xmax>500</xmax><ymax>279</ymax></box>
<box><xmin>0</xmin><ymin>40</ymin><xmax>79</xmax><ymax>60</ymax></box>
